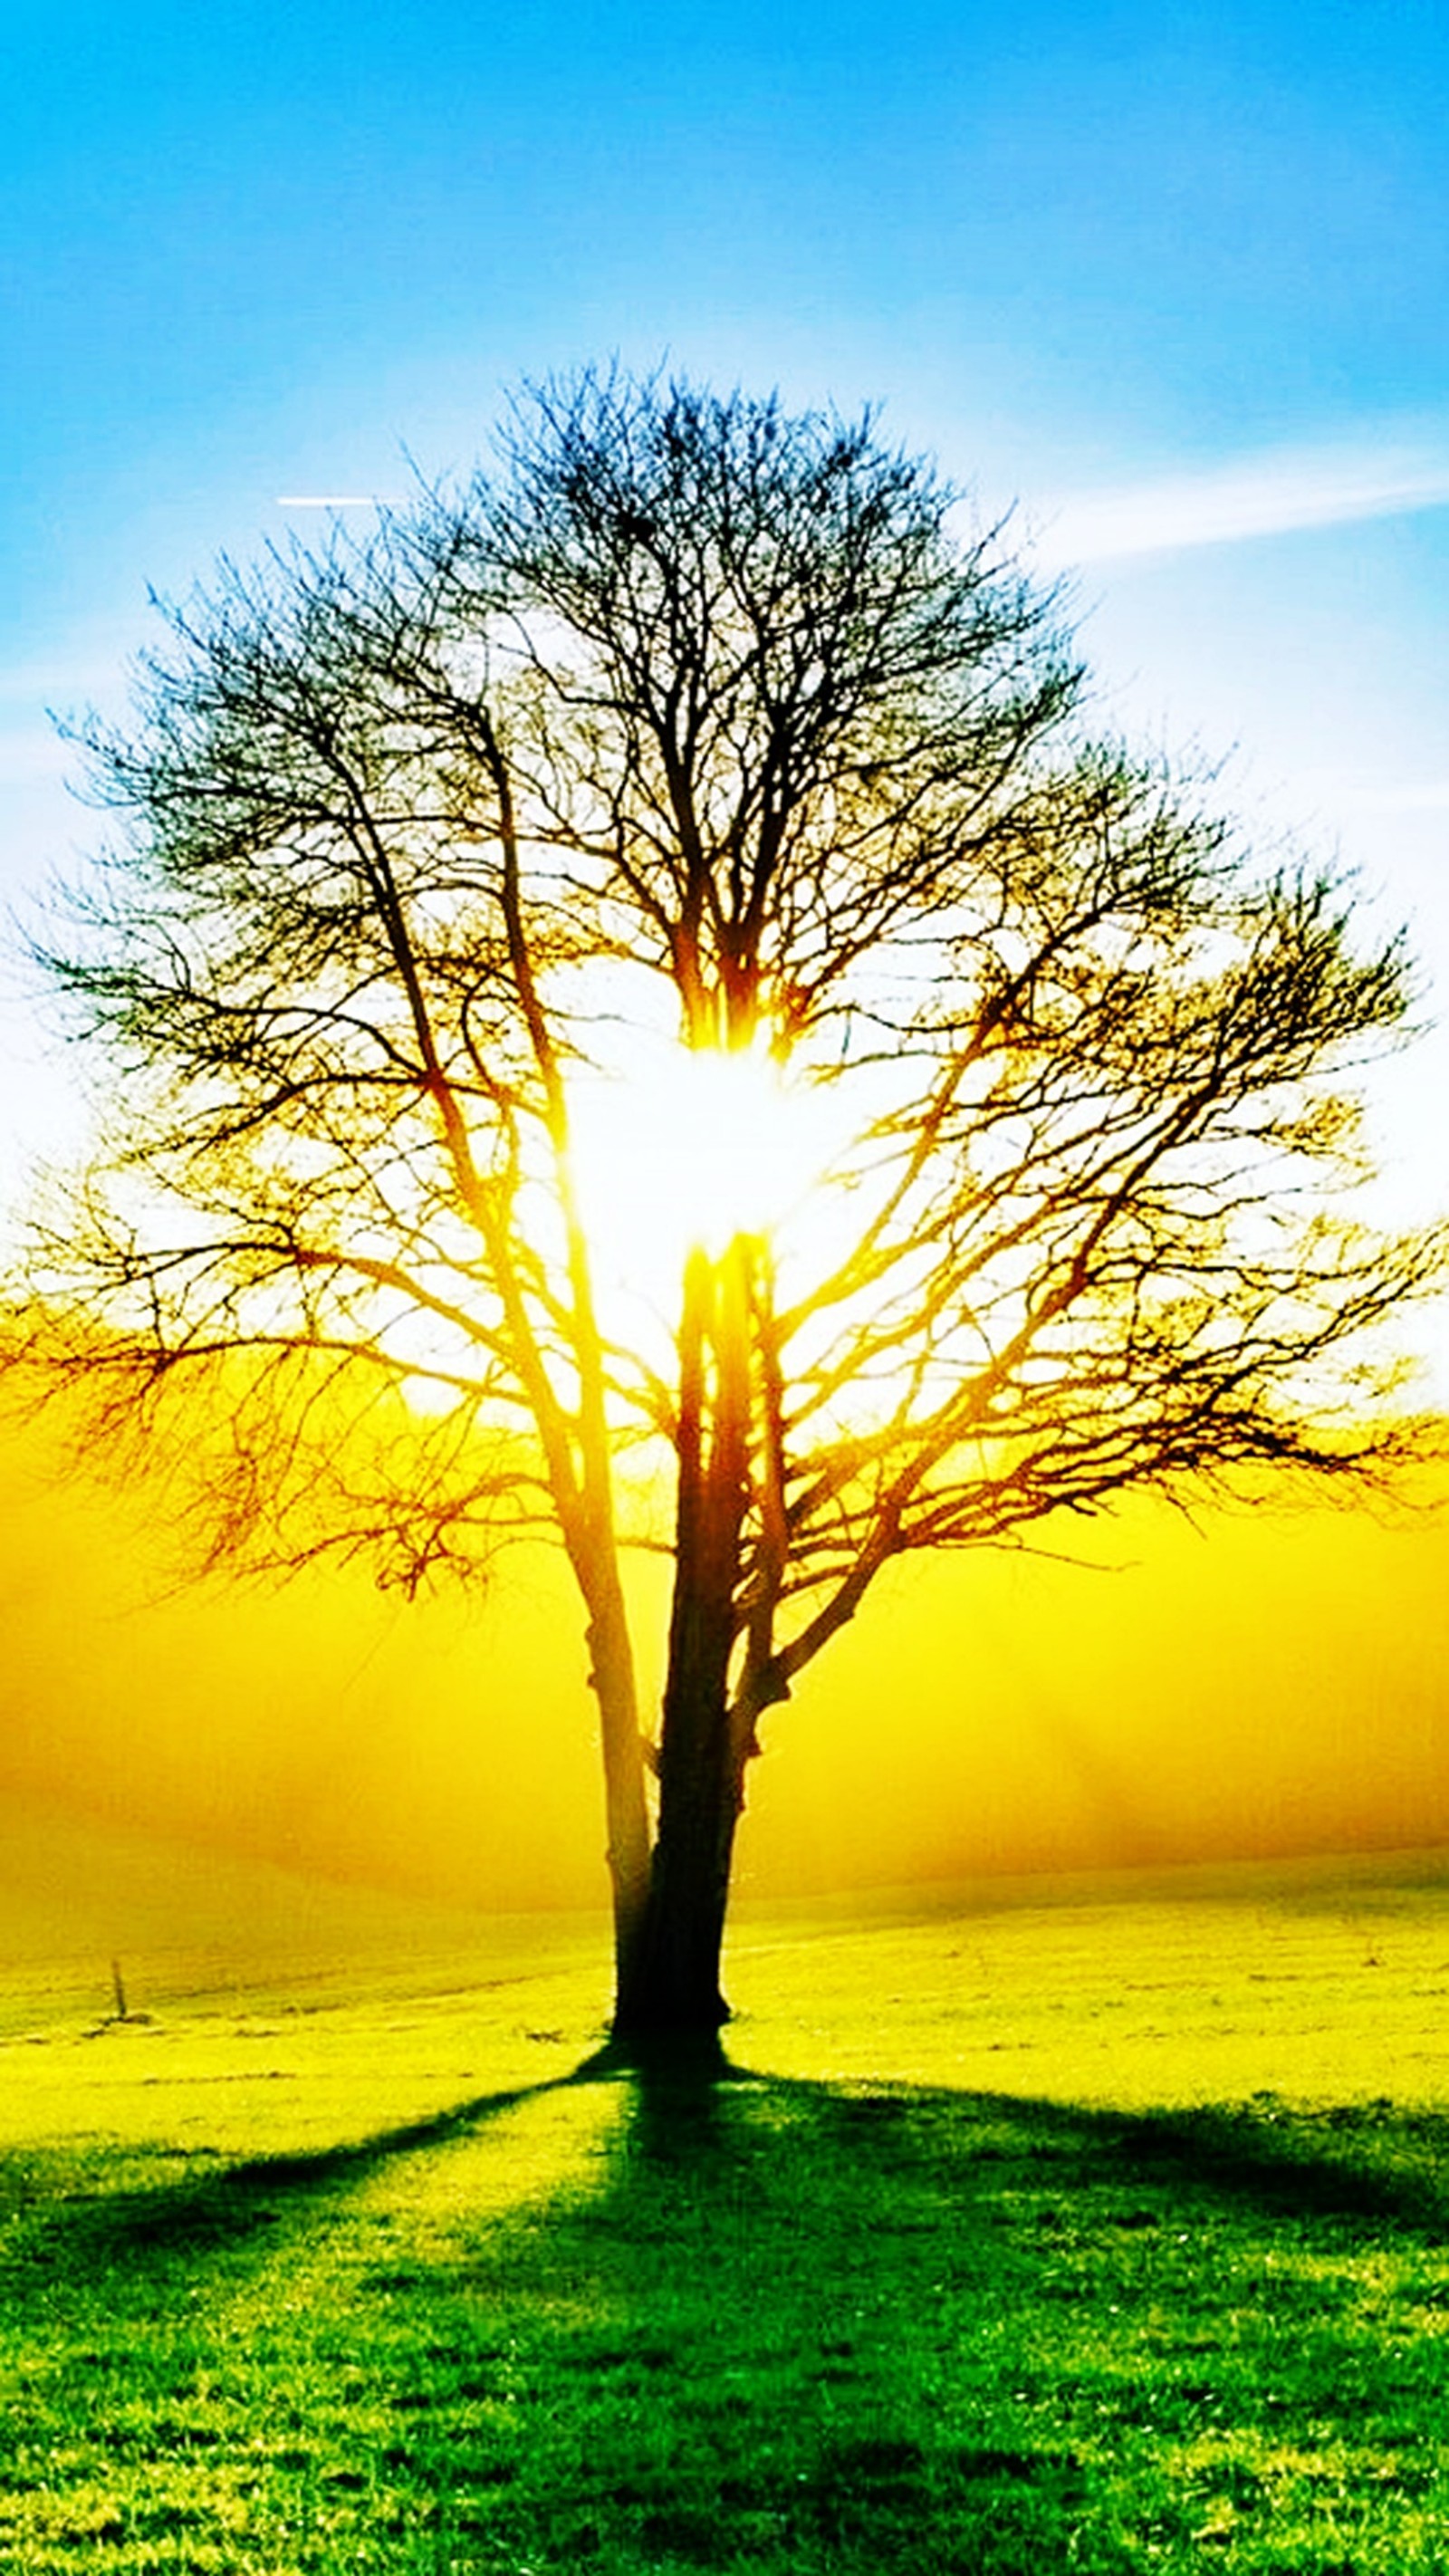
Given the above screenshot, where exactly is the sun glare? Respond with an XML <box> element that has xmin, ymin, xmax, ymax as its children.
<box><xmin>395</xmin><ymin>1026</ymin><xmax>842</xmax><ymax>1418</ymax></box>
<box><xmin>569</xmin><ymin>1026</ymin><xmax>839</xmax><ymax>1313</ymax></box>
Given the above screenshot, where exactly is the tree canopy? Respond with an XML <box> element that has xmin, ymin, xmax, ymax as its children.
<box><xmin>24</xmin><ymin>369</ymin><xmax>1441</xmax><ymax>2033</ymax></box>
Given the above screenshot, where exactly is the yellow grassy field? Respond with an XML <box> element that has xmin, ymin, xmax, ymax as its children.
<box><xmin>729</xmin><ymin>1848</ymin><xmax>1449</xmax><ymax>2105</ymax></box>
<box><xmin>2</xmin><ymin>1803</ymin><xmax>1446</xmax><ymax>2158</ymax></box>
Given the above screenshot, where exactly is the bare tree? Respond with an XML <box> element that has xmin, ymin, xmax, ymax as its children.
<box><xmin>24</xmin><ymin>370</ymin><xmax>1440</xmax><ymax>2035</ymax></box>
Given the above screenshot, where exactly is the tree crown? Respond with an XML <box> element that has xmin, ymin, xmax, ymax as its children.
<box><xmin>25</xmin><ymin>368</ymin><xmax>1439</xmax><ymax>1639</ymax></box>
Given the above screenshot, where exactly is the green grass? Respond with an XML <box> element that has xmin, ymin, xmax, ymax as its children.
<box><xmin>2</xmin><ymin>1845</ymin><xmax>1448</xmax><ymax>2571</ymax></box>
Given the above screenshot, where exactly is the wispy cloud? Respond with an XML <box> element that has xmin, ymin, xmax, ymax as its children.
<box><xmin>1310</xmin><ymin>776</ymin><xmax>1449</xmax><ymax>817</ymax></box>
<box><xmin>274</xmin><ymin>494</ymin><xmax>403</xmax><ymax>510</ymax></box>
<box><xmin>1038</xmin><ymin>433</ymin><xmax>1449</xmax><ymax>566</ymax></box>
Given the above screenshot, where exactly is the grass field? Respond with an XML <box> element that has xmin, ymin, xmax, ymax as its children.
<box><xmin>1</xmin><ymin>1825</ymin><xmax>1447</xmax><ymax>2572</ymax></box>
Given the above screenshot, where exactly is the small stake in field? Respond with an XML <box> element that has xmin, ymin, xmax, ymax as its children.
<box><xmin>100</xmin><ymin>1958</ymin><xmax>151</xmax><ymax>2028</ymax></box>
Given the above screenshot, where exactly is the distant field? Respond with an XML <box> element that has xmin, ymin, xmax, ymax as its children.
<box><xmin>1</xmin><ymin>1818</ymin><xmax>1447</xmax><ymax>2571</ymax></box>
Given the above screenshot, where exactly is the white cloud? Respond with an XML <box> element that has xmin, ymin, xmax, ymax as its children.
<box><xmin>1341</xmin><ymin>780</ymin><xmax>1449</xmax><ymax>816</ymax></box>
<box><xmin>1293</xmin><ymin>768</ymin><xmax>1449</xmax><ymax>819</ymax></box>
<box><xmin>274</xmin><ymin>494</ymin><xmax>403</xmax><ymax>510</ymax></box>
<box><xmin>1037</xmin><ymin>434</ymin><xmax>1449</xmax><ymax>566</ymax></box>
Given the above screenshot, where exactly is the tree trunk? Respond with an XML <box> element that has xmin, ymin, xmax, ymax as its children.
<box><xmin>613</xmin><ymin>1240</ymin><xmax>753</xmax><ymax>2038</ymax></box>
<box><xmin>581</xmin><ymin>1572</ymin><xmax>654</xmax><ymax>2029</ymax></box>
<box><xmin>622</xmin><ymin>1670</ymin><xmax>749</xmax><ymax>2032</ymax></box>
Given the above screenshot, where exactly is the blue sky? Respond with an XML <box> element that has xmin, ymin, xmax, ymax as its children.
<box><xmin>3</xmin><ymin>0</ymin><xmax>1447</xmax><ymax>1351</ymax></box>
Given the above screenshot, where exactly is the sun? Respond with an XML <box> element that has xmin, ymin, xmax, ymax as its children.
<box><xmin>396</xmin><ymin>981</ymin><xmax>849</xmax><ymax>1413</ymax></box>
<box><xmin>567</xmin><ymin>1017</ymin><xmax>841</xmax><ymax>1315</ymax></box>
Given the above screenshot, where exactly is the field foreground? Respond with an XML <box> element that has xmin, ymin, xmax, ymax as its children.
<box><xmin>1</xmin><ymin>1841</ymin><xmax>1447</xmax><ymax>2571</ymax></box>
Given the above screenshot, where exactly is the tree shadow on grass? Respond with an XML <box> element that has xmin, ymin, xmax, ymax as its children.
<box><xmin>0</xmin><ymin>2060</ymin><xmax>615</xmax><ymax>2273</ymax></box>
<box><xmin>496</xmin><ymin>2061</ymin><xmax>1449</xmax><ymax>2571</ymax></box>
<box><xmin>17</xmin><ymin>2023</ymin><xmax>1444</xmax><ymax>2265</ymax></box>
<box><xmin>5</xmin><ymin>2049</ymin><xmax>1448</xmax><ymax>2571</ymax></box>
